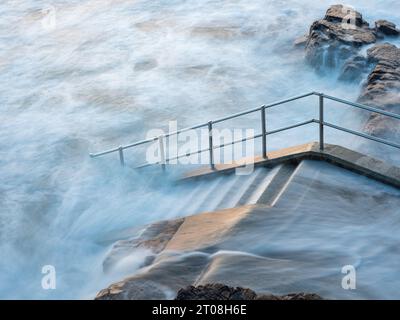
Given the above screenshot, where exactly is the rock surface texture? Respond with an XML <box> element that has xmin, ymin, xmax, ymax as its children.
<box><xmin>375</xmin><ymin>20</ymin><xmax>400</xmax><ymax>37</ymax></box>
<box><xmin>175</xmin><ymin>284</ymin><xmax>322</xmax><ymax>300</ymax></box>
<box><xmin>304</xmin><ymin>4</ymin><xmax>400</xmax><ymax>140</ymax></box>
<box><xmin>305</xmin><ymin>4</ymin><xmax>376</xmax><ymax>71</ymax></box>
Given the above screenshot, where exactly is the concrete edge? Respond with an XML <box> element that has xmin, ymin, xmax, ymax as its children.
<box><xmin>182</xmin><ymin>142</ymin><xmax>400</xmax><ymax>189</ymax></box>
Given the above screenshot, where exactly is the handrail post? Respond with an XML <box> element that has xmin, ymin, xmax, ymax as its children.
<box><xmin>319</xmin><ymin>94</ymin><xmax>324</xmax><ymax>151</ymax></box>
<box><xmin>118</xmin><ymin>146</ymin><xmax>125</xmax><ymax>167</ymax></box>
<box><xmin>158</xmin><ymin>135</ymin><xmax>166</xmax><ymax>172</ymax></box>
<box><xmin>261</xmin><ymin>106</ymin><xmax>267</xmax><ymax>159</ymax></box>
<box><xmin>208</xmin><ymin>121</ymin><xmax>215</xmax><ymax>170</ymax></box>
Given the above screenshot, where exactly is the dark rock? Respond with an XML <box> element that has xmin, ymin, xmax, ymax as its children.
<box><xmin>175</xmin><ymin>283</ymin><xmax>323</xmax><ymax>300</ymax></box>
<box><xmin>96</xmin><ymin>279</ymin><xmax>173</xmax><ymax>300</ymax></box>
<box><xmin>176</xmin><ymin>284</ymin><xmax>257</xmax><ymax>300</ymax></box>
<box><xmin>176</xmin><ymin>283</ymin><xmax>257</xmax><ymax>300</ymax></box>
<box><xmin>305</xmin><ymin>5</ymin><xmax>376</xmax><ymax>71</ymax></box>
<box><xmin>294</xmin><ymin>35</ymin><xmax>308</xmax><ymax>47</ymax></box>
<box><xmin>361</xmin><ymin>43</ymin><xmax>400</xmax><ymax>100</ymax></box>
<box><xmin>367</xmin><ymin>43</ymin><xmax>400</xmax><ymax>65</ymax></box>
<box><xmin>358</xmin><ymin>43</ymin><xmax>400</xmax><ymax>139</ymax></box>
<box><xmin>325</xmin><ymin>4</ymin><xmax>367</xmax><ymax>28</ymax></box>
<box><xmin>304</xmin><ymin>6</ymin><xmax>400</xmax><ymax>140</ymax></box>
<box><xmin>257</xmin><ymin>292</ymin><xmax>323</xmax><ymax>300</ymax></box>
<box><xmin>339</xmin><ymin>55</ymin><xmax>369</xmax><ymax>82</ymax></box>
<box><xmin>375</xmin><ymin>20</ymin><xmax>400</xmax><ymax>37</ymax></box>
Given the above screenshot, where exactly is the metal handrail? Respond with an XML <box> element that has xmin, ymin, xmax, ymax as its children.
<box><xmin>90</xmin><ymin>92</ymin><xmax>400</xmax><ymax>169</ymax></box>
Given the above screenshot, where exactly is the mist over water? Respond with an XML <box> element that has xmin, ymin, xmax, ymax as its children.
<box><xmin>1</xmin><ymin>0</ymin><xmax>400</xmax><ymax>299</ymax></box>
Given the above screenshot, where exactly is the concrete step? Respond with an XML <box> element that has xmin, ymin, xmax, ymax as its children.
<box><xmin>171</xmin><ymin>179</ymin><xmax>209</xmax><ymax>215</ymax></box>
<box><xmin>199</xmin><ymin>173</ymin><xmax>242</xmax><ymax>213</ymax></box>
<box><xmin>171</xmin><ymin>163</ymin><xmax>297</xmax><ymax>217</ymax></box>
<box><xmin>181</xmin><ymin>175</ymin><xmax>225</xmax><ymax>215</ymax></box>
<box><xmin>237</xmin><ymin>165</ymin><xmax>282</xmax><ymax>206</ymax></box>
<box><xmin>215</xmin><ymin>168</ymin><xmax>268</xmax><ymax>209</ymax></box>
<box><xmin>256</xmin><ymin>162</ymin><xmax>298</xmax><ymax>206</ymax></box>
<box><xmin>246</xmin><ymin>165</ymin><xmax>282</xmax><ymax>204</ymax></box>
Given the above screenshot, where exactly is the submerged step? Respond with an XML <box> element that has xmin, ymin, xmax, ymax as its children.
<box><xmin>215</xmin><ymin>169</ymin><xmax>263</xmax><ymax>210</ymax></box>
<box><xmin>238</xmin><ymin>165</ymin><xmax>283</xmax><ymax>206</ymax></box>
<box><xmin>256</xmin><ymin>163</ymin><xmax>298</xmax><ymax>206</ymax></box>
<box><xmin>200</xmin><ymin>174</ymin><xmax>242</xmax><ymax>213</ymax></box>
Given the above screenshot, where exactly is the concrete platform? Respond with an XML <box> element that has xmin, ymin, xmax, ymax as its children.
<box><xmin>184</xmin><ymin>142</ymin><xmax>400</xmax><ymax>189</ymax></box>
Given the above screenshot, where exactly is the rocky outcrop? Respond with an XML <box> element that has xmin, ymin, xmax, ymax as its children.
<box><xmin>375</xmin><ymin>20</ymin><xmax>400</xmax><ymax>37</ymax></box>
<box><xmin>338</xmin><ymin>55</ymin><xmax>369</xmax><ymax>82</ymax></box>
<box><xmin>175</xmin><ymin>284</ymin><xmax>322</xmax><ymax>300</ymax></box>
<box><xmin>176</xmin><ymin>284</ymin><xmax>257</xmax><ymax>300</ymax></box>
<box><xmin>305</xmin><ymin>5</ymin><xmax>376</xmax><ymax>71</ymax></box>
<box><xmin>360</xmin><ymin>43</ymin><xmax>400</xmax><ymax>139</ymax></box>
<box><xmin>360</xmin><ymin>43</ymin><xmax>400</xmax><ymax>104</ymax></box>
<box><xmin>304</xmin><ymin>4</ymin><xmax>400</xmax><ymax>140</ymax></box>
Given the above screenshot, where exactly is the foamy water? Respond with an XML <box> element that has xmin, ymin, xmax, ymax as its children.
<box><xmin>0</xmin><ymin>0</ymin><xmax>399</xmax><ymax>299</ymax></box>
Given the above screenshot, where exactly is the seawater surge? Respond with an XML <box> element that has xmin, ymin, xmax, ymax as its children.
<box><xmin>0</xmin><ymin>0</ymin><xmax>400</xmax><ymax>299</ymax></box>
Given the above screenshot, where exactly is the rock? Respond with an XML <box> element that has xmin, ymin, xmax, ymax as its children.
<box><xmin>175</xmin><ymin>283</ymin><xmax>323</xmax><ymax>300</ymax></box>
<box><xmin>360</xmin><ymin>43</ymin><xmax>400</xmax><ymax>100</ymax></box>
<box><xmin>367</xmin><ymin>43</ymin><xmax>400</xmax><ymax>65</ymax></box>
<box><xmin>103</xmin><ymin>218</ymin><xmax>184</xmax><ymax>273</ymax></box>
<box><xmin>324</xmin><ymin>4</ymin><xmax>367</xmax><ymax>28</ymax></box>
<box><xmin>96</xmin><ymin>279</ymin><xmax>173</xmax><ymax>300</ymax></box>
<box><xmin>363</xmin><ymin>114</ymin><xmax>400</xmax><ymax>140</ymax></box>
<box><xmin>305</xmin><ymin>5</ymin><xmax>376</xmax><ymax>71</ymax></box>
<box><xmin>304</xmin><ymin>6</ymin><xmax>400</xmax><ymax>140</ymax></box>
<box><xmin>256</xmin><ymin>293</ymin><xmax>323</xmax><ymax>300</ymax></box>
<box><xmin>358</xmin><ymin>43</ymin><xmax>400</xmax><ymax>139</ymax></box>
<box><xmin>294</xmin><ymin>35</ymin><xmax>308</xmax><ymax>47</ymax></box>
<box><xmin>96</xmin><ymin>252</ymin><xmax>210</xmax><ymax>300</ymax></box>
<box><xmin>375</xmin><ymin>20</ymin><xmax>400</xmax><ymax>37</ymax></box>
<box><xmin>176</xmin><ymin>284</ymin><xmax>257</xmax><ymax>300</ymax></box>
<box><xmin>339</xmin><ymin>55</ymin><xmax>369</xmax><ymax>82</ymax></box>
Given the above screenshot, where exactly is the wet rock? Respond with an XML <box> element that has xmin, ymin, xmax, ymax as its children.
<box><xmin>97</xmin><ymin>252</ymin><xmax>209</xmax><ymax>300</ymax></box>
<box><xmin>367</xmin><ymin>43</ymin><xmax>400</xmax><ymax>65</ymax></box>
<box><xmin>359</xmin><ymin>43</ymin><xmax>400</xmax><ymax>102</ymax></box>
<box><xmin>176</xmin><ymin>284</ymin><xmax>257</xmax><ymax>300</ymax></box>
<box><xmin>294</xmin><ymin>35</ymin><xmax>308</xmax><ymax>48</ymax></box>
<box><xmin>363</xmin><ymin>113</ymin><xmax>400</xmax><ymax>140</ymax></box>
<box><xmin>96</xmin><ymin>279</ymin><xmax>173</xmax><ymax>300</ymax></box>
<box><xmin>305</xmin><ymin>5</ymin><xmax>376</xmax><ymax>71</ymax></box>
<box><xmin>339</xmin><ymin>55</ymin><xmax>369</xmax><ymax>82</ymax></box>
<box><xmin>375</xmin><ymin>20</ymin><xmax>400</xmax><ymax>37</ymax></box>
<box><xmin>355</xmin><ymin>43</ymin><xmax>400</xmax><ymax>139</ymax></box>
<box><xmin>324</xmin><ymin>4</ymin><xmax>367</xmax><ymax>27</ymax></box>
<box><xmin>175</xmin><ymin>283</ymin><xmax>323</xmax><ymax>300</ymax></box>
<box><xmin>103</xmin><ymin>218</ymin><xmax>184</xmax><ymax>273</ymax></box>
<box><xmin>304</xmin><ymin>6</ymin><xmax>400</xmax><ymax>140</ymax></box>
<box><xmin>358</xmin><ymin>44</ymin><xmax>400</xmax><ymax>139</ymax></box>
<box><xmin>256</xmin><ymin>292</ymin><xmax>323</xmax><ymax>300</ymax></box>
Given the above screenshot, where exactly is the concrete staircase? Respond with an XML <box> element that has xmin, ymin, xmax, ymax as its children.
<box><xmin>102</xmin><ymin>143</ymin><xmax>400</xmax><ymax>244</ymax></box>
<box><xmin>171</xmin><ymin>141</ymin><xmax>400</xmax><ymax>218</ymax></box>
<box><xmin>170</xmin><ymin>162</ymin><xmax>299</xmax><ymax>217</ymax></box>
